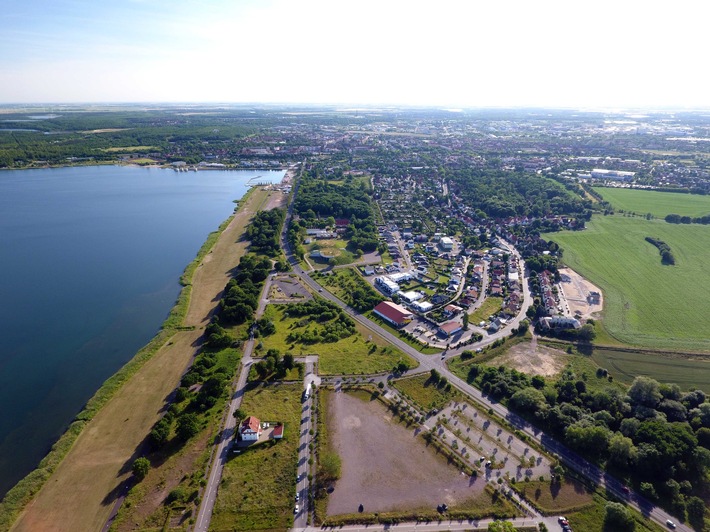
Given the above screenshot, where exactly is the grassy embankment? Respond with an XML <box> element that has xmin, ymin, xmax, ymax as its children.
<box><xmin>546</xmin><ymin>214</ymin><xmax>710</xmax><ymax>352</ymax></box>
<box><xmin>0</xmin><ymin>187</ymin><xmax>266</xmax><ymax>532</ymax></box>
<box><xmin>209</xmin><ymin>383</ymin><xmax>302</xmax><ymax>532</ymax></box>
<box><xmin>256</xmin><ymin>304</ymin><xmax>417</xmax><ymax>375</ymax></box>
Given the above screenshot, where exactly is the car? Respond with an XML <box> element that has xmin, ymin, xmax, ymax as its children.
<box><xmin>295</xmin><ymin>493</ymin><xmax>299</xmax><ymax>501</ymax></box>
<box><xmin>318</xmin><ymin>288</ymin><xmax>323</xmax><ymax>292</ymax></box>
<box><xmin>294</xmin><ymin>504</ymin><xmax>300</xmax><ymax>514</ymax></box>
<box><xmin>558</xmin><ymin>517</ymin><xmax>568</xmax><ymax>523</ymax></box>
<box><xmin>485</xmin><ymin>460</ymin><xmax>492</xmax><ymax>467</ymax></box>
<box><xmin>621</xmin><ymin>486</ymin><xmax>630</xmax><ymax>494</ymax></box>
<box><xmin>479</xmin><ymin>456</ymin><xmax>485</xmax><ymax>462</ymax></box>
<box><xmin>666</xmin><ymin>520</ymin><xmax>676</xmax><ymax>529</ymax></box>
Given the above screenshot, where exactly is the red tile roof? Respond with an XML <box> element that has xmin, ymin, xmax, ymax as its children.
<box><xmin>373</xmin><ymin>301</ymin><xmax>413</xmax><ymax>325</ymax></box>
<box><xmin>272</xmin><ymin>424</ymin><xmax>284</xmax><ymax>438</ymax></box>
<box><xmin>240</xmin><ymin>416</ymin><xmax>261</xmax><ymax>433</ymax></box>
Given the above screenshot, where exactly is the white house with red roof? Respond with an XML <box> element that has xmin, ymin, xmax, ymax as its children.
<box><xmin>373</xmin><ymin>301</ymin><xmax>413</xmax><ymax>328</ymax></box>
<box><xmin>239</xmin><ymin>416</ymin><xmax>262</xmax><ymax>441</ymax></box>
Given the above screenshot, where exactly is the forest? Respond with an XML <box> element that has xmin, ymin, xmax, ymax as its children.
<box><xmin>448</xmin><ymin>169</ymin><xmax>592</xmax><ymax>220</ymax></box>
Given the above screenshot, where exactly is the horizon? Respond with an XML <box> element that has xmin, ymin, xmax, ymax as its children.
<box><xmin>3</xmin><ymin>0</ymin><xmax>710</xmax><ymax>108</ymax></box>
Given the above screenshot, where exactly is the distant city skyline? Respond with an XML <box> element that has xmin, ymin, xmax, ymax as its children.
<box><xmin>2</xmin><ymin>0</ymin><xmax>710</xmax><ymax>109</ymax></box>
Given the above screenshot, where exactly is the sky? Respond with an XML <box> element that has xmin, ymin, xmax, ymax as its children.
<box><xmin>2</xmin><ymin>0</ymin><xmax>710</xmax><ymax>108</ymax></box>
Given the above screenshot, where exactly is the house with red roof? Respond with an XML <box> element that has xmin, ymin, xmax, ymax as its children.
<box><xmin>373</xmin><ymin>301</ymin><xmax>413</xmax><ymax>328</ymax></box>
<box><xmin>239</xmin><ymin>416</ymin><xmax>262</xmax><ymax>441</ymax></box>
<box><xmin>272</xmin><ymin>424</ymin><xmax>284</xmax><ymax>440</ymax></box>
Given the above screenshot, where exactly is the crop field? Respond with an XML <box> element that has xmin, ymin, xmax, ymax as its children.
<box><xmin>546</xmin><ymin>215</ymin><xmax>710</xmax><ymax>351</ymax></box>
<box><xmin>210</xmin><ymin>384</ymin><xmax>301</xmax><ymax>532</ymax></box>
<box><xmin>257</xmin><ymin>304</ymin><xmax>416</xmax><ymax>375</ymax></box>
<box><xmin>594</xmin><ymin>187</ymin><xmax>710</xmax><ymax>218</ymax></box>
<box><xmin>591</xmin><ymin>348</ymin><xmax>710</xmax><ymax>391</ymax></box>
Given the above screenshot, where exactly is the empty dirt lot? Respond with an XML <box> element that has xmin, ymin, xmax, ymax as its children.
<box><xmin>326</xmin><ymin>391</ymin><xmax>484</xmax><ymax>516</ymax></box>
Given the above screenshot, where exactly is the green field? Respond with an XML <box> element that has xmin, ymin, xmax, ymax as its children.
<box><xmin>258</xmin><ymin>304</ymin><xmax>417</xmax><ymax>375</ymax></box>
<box><xmin>546</xmin><ymin>214</ymin><xmax>710</xmax><ymax>351</ymax></box>
<box><xmin>594</xmin><ymin>187</ymin><xmax>710</xmax><ymax>218</ymax></box>
<box><xmin>210</xmin><ymin>384</ymin><xmax>301</xmax><ymax>532</ymax></box>
<box><xmin>591</xmin><ymin>348</ymin><xmax>710</xmax><ymax>391</ymax></box>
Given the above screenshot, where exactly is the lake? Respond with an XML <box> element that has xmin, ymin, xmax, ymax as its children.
<box><xmin>0</xmin><ymin>165</ymin><xmax>284</xmax><ymax>497</ymax></box>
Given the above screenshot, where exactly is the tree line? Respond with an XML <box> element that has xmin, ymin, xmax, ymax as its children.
<box><xmin>645</xmin><ymin>236</ymin><xmax>675</xmax><ymax>265</ymax></box>
<box><xmin>465</xmin><ymin>364</ymin><xmax>710</xmax><ymax>527</ymax></box>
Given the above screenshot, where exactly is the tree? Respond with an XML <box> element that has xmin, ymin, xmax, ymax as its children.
<box><xmin>687</xmin><ymin>496</ymin><xmax>705</xmax><ymax>528</ymax></box>
<box><xmin>603</xmin><ymin>502</ymin><xmax>635</xmax><ymax>531</ymax></box>
<box><xmin>132</xmin><ymin>457</ymin><xmax>150</xmax><ymax>481</ymax></box>
<box><xmin>577</xmin><ymin>323</ymin><xmax>596</xmax><ymax>342</ymax></box>
<box><xmin>608</xmin><ymin>433</ymin><xmax>637</xmax><ymax>468</ymax></box>
<box><xmin>510</xmin><ymin>387</ymin><xmax>547</xmax><ymax>414</ymax></box>
<box><xmin>176</xmin><ymin>413</ymin><xmax>200</xmax><ymax>441</ymax></box>
<box><xmin>488</xmin><ymin>521</ymin><xmax>516</xmax><ymax>532</ymax></box>
<box><xmin>628</xmin><ymin>376</ymin><xmax>662</xmax><ymax>408</ymax></box>
<box><xmin>463</xmin><ymin>312</ymin><xmax>469</xmax><ymax>331</ymax></box>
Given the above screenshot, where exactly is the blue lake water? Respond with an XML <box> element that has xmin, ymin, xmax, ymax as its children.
<box><xmin>0</xmin><ymin>165</ymin><xmax>283</xmax><ymax>497</ymax></box>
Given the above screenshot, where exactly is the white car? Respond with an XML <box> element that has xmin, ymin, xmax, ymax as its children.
<box><xmin>294</xmin><ymin>504</ymin><xmax>300</xmax><ymax>514</ymax></box>
<box><xmin>666</xmin><ymin>520</ymin><xmax>676</xmax><ymax>529</ymax></box>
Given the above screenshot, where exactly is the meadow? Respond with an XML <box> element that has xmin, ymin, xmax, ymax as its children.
<box><xmin>209</xmin><ymin>384</ymin><xmax>301</xmax><ymax>532</ymax></box>
<box><xmin>594</xmin><ymin>187</ymin><xmax>710</xmax><ymax>218</ymax></box>
<box><xmin>257</xmin><ymin>304</ymin><xmax>416</xmax><ymax>375</ymax></box>
<box><xmin>546</xmin><ymin>214</ymin><xmax>710</xmax><ymax>351</ymax></box>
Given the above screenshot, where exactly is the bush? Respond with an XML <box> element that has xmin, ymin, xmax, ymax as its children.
<box><xmin>132</xmin><ymin>457</ymin><xmax>150</xmax><ymax>481</ymax></box>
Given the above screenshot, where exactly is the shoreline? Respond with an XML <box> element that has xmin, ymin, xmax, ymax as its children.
<box><xmin>0</xmin><ymin>160</ymin><xmax>297</xmax><ymax>173</ymax></box>
<box><xmin>0</xmin><ymin>184</ymin><xmax>268</xmax><ymax>530</ymax></box>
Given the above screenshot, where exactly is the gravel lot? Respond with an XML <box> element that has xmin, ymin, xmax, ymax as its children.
<box><xmin>326</xmin><ymin>391</ymin><xmax>484</xmax><ymax>516</ymax></box>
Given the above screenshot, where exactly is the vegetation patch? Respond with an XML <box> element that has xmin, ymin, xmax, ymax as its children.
<box><xmin>210</xmin><ymin>383</ymin><xmax>302</xmax><ymax>532</ymax></box>
<box><xmin>512</xmin><ymin>476</ymin><xmax>594</xmax><ymax>514</ymax></box>
<box><xmin>469</xmin><ymin>296</ymin><xmax>504</xmax><ymax>324</ymax></box>
<box><xmin>257</xmin><ymin>304</ymin><xmax>415</xmax><ymax>375</ymax></box>
<box><xmin>314</xmin><ymin>268</ymin><xmax>384</xmax><ymax>312</ymax></box>
<box><xmin>645</xmin><ymin>236</ymin><xmax>675</xmax><ymax>265</ymax></box>
<box><xmin>392</xmin><ymin>372</ymin><xmax>461</xmax><ymax>412</ymax></box>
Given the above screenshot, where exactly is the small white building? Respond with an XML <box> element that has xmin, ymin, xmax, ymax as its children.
<box><xmin>412</xmin><ymin>300</ymin><xmax>434</xmax><ymax>313</ymax></box>
<box><xmin>439</xmin><ymin>236</ymin><xmax>454</xmax><ymax>250</ymax></box>
<box><xmin>375</xmin><ymin>276</ymin><xmax>400</xmax><ymax>295</ymax></box>
<box><xmin>399</xmin><ymin>290</ymin><xmax>424</xmax><ymax>304</ymax></box>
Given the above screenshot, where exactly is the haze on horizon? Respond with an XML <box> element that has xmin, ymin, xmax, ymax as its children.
<box><xmin>2</xmin><ymin>0</ymin><xmax>710</xmax><ymax>110</ymax></box>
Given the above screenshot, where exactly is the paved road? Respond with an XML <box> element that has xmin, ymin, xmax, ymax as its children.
<box><xmin>194</xmin><ymin>275</ymin><xmax>272</xmax><ymax>532</ymax></box>
<box><xmin>280</xmin><ymin>175</ymin><xmax>690</xmax><ymax>532</ymax></box>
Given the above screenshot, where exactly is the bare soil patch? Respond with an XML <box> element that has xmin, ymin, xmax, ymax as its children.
<box><xmin>326</xmin><ymin>392</ymin><xmax>484</xmax><ymax>516</ymax></box>
<box><xmin>558</xmin><ymin>267</ymin><xmax>603</xmax><ymax>320</ymax></box>
<box><xmin>495</xmin><ymin>340</ymin><xmax>568</xmax><ymax>378</ymax></box>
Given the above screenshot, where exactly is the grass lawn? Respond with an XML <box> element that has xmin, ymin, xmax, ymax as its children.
<box><xmin>257</xmin><ymin>305</ymin><xmax>417</xmax><ymax>375</ymax></box>
<box><xmin>392</xmin><ymin>374</ymin><xmax>460</xmax><ymax>411</ymax></box>
<box><xmin>545</xmin><ymin>214</ymin><xmax>710</xmax><ymax>351</ymax></box>
<box><xmin>307</xmin><ymin>238</ymin><xmax>358</xmax><ymax>267</ymax></box>
<box><xmin>209</xmin><ymin>383</ymin><xmax>301</xmax><ymax>532</ymax></box>
<box><xmin>469</xmin><ymin>296</ymin><xmax>503</xmax><ymax>323</ymax></box>
<box><xmin>594</xmin><ymin>187</ymin><xmax>710</xmax><ymax>218</ymax></box>
<box><xmin>513</xmin><ymin>477</ymin><xmax>594</xmax><ymax>514</ymax></box>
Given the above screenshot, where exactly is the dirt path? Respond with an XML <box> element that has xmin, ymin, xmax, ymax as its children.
<box><xmin>11</xmin><ymin>187</ymin><xmax>279</xmax><ymax>532</ymax></box>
